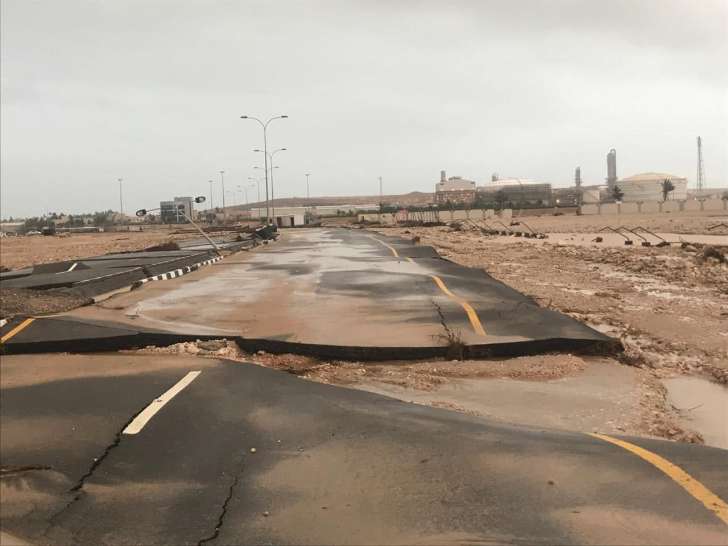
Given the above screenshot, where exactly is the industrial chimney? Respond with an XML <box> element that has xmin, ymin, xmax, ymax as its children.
<box><xmin>606</xmin><ymin>149</ymin><xmax>617</xmax><ymax>192</ymax></box>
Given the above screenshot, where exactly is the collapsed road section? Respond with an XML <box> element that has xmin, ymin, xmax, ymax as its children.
<box><xmin>1</xmin><ymin>228</ymin><xmax>618</xmax><ymax>359</ymax></box>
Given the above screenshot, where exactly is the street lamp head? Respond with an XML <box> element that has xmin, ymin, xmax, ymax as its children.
<box><xmin>280</xmin><ymin>115</ymin><xmax>288</xmax><ymax>119</ymax></box>
<box><xmin>253</xmin><ymin>149</ymin><xmax>263</xmax><ymax>153</ymax></box>
<box><xmin>135</xmin><ymin>209</ymin><xmax>147</xmax><ymax>217</ymax></box>
<box><xmin>240</xmin><ymin>115</ymin><xmax>248</xmax><ymax>119</ymax></box>
<box><xmin>194</xmin><ymin>196</ymin><xmax>206</xmax><ymax>203</ymax></box>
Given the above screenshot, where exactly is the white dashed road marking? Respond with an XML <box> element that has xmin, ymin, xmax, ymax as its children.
<box><xmin>123</xmin><ymin>371</ymin><xmax>201</xmax><ymax>435</ymax></box>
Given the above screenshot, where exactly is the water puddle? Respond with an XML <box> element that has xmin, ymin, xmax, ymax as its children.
<box><xmin>664</xmin><ymin>376</ymin><xmax>728</xmax><ymax>450</ymax></box>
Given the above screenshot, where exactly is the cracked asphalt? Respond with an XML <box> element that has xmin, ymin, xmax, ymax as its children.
<box><xmin>2</xmin><ymin>352</ymin><xmax>727</xmax><ymax>545</ymax></box>
<box><xmin>3</xmin><ymin>228</ymin><xmax>613</xmax><ymax>357</ymax></box>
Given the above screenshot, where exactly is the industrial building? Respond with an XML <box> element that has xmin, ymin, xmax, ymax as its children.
<box><xmin>476</xmin><ymin>178</ymin><xmax>553</xmax><ymax>207</ymax></box>
<box><xmin>552</xmin><ymin>187</ymin><xmax>580</xmax><ymax>207</ymax></box>
<box><xmin>616</xmin><ymin>173</ymin><xmax>688</xmax><ymax>202</ymax></box>
<box><xmin>160</xmin><ymin>196</ymin><xmax>194</xmax><ymax>223</ymax></box>
<box><xmin>435</xmin><ymin>171</ymin><xmax>476</xmax><ymax>205</ymax></box>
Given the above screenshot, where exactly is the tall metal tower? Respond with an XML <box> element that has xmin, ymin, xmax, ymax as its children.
<box><xmin>696</xmin><ymin>136</ymin><xmax>705</xmax><ymax>192</ymax></box>
<box><xmin>606</xmin><ymin>149</ymin><xmax>617</xmax><ymax>192</ymax></box>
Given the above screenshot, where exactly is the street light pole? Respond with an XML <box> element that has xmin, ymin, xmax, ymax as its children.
<box><xmin>378</xmin><ymin>176</ymin><xmax>383</xmax><ymax>220</ymax></box>
<box><xmin>220</xmin><ymin>170</ymin><xmax>226</xmax><ymax>220</ymax></box>
<box><xmin>248</xmin><ymin>176</ymin><xmax>262</xmax><ymax>203</ymax></box>
<box><xmin>118</xmin><ymin>178</ymin><xmax>124</xmax><ymax>216</ymax></box>
<box><xmin>254</xmin><ymin>148</ymin><xmax>286</xmax><ymax>223</ymax></box>
<box><xmin>240</xmin><ymin>115</ymin><xmax>288</xmax><ymax>225</ymax></box>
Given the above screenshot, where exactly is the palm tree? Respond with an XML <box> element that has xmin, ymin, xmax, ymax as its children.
<box><xmin>612</xmin><ymin>185</ymin><xmax>624</xmax><ymax>202</ymax></box>
<box><xmin>661</xmin><ymin>179</ymin><xmax>675</xmax><ymax>202</ymax></box>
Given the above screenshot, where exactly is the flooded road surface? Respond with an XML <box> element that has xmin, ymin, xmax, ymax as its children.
<box><xmin>664</xmin><ymin>376</ymin><xmax>728</xmax><ymax>450</ymax></box>
<box><xmin>55</xmin><ymin>228</ymin><xmax>610</xmax><ymax>351</ymax></box>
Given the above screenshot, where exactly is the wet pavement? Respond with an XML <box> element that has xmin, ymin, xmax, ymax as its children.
<box><xmin>1</xmin><ymin>228</ymin><xmax>615</xmax><ymax>357</ymax></box>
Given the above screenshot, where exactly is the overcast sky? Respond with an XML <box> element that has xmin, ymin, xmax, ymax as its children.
<box><xmin>1</xmin><ymin>0</ymin><xmax>726</xmax><ymax>218</ymax></box>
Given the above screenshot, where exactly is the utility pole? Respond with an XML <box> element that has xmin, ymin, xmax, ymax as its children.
<box><xmin>220</xmin><ymin>170</ymin><xmax>226</xmax><ymax>220</ymax></box>
<box><xmin>697</xmin><ymin>136</ymin><xmax>706</xmax><ymax>192</ymax></box>
<box><xmin>118</xmin><ymin>178</ymin><xmax>124</xmax><ymax>216</ymax></box>
<box><xmin>378</xmin><ymin>176</ymin><xmax>383</xmax><ymax>220</ymax></box>
<box><xmin>240</xmin><ymin>115</ymin><xmax>288</xmax><ymax>225</ymax></box>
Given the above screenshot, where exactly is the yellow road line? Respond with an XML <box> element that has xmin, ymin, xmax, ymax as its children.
<box><xmin>368</xmin><ymin>235</ymin><xmax>486</xmax><ymax>336</ymax></box>
<box><xmin>429</xmin><ymin>275</ymin><xmax>487</xmax><ymax>337</ymax></box>
<box><xmin>368</xmin><ymin>235</ymin><xmax>399</xmax><ymax>258</ymax></box>
<box><xmin>591</xmin><ymin>433</ymin><xmax>728</xmax><ymax>526</ymax></box>
<box><xmin>1</xmin><ymin>318</ymin><xmax>35</xmax><ymax>344</ymax></box>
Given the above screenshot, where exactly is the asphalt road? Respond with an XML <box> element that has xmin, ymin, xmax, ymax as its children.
<box><xmin>2</xmin><ymin>228</ymin><xmax>614</xmax><ymax>357</ymax></box>
<box><xmin>1</xmin><ymin>353</ymin><xmax>726</xmax><ymax>545</ymax></box>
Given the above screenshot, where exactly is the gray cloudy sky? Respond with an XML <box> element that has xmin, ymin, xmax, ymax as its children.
<box><xmin>1</xmin><ymin>0</ymin><xmax>726</xmax><ymax>218</ymax></box>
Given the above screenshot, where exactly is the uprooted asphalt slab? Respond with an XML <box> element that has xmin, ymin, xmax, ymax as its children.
<box><xmin>1</xmin><ymin>352</ymin><xmax>727</xmax><ymax>545</ymax></box>
<box><xmin>135</xmin><ymin>339</ymin><xmax>711</xmax><ymax>447</ymax></box>
<box><xmin>0</xmin><ymin>228</ymin><xmax>620</xmax><ymax>360</ymax></box>
<box><xmin>0</xmin><ymin>228</ymin><xmax>276</xmax><ymax>321</ymax></box>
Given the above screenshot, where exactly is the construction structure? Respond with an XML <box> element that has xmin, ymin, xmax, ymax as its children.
<box><xmin>435</xmin><ymin>170</ymin><xmax>476</xmax><ymax>205</ymax></box>
<box><xmin>697</xmin><ymin>136</ymin><xmax>706</xmax><ymax>192</ymax></box>
<box><xmin>606</xmin><ymin>149</ymin><xmax>617</xmax><ymax>193</ymax></box>
<box><xmin>616</xmin><ymin>173</ymin><xmax>688</xmax><ymax>202</ymax></box>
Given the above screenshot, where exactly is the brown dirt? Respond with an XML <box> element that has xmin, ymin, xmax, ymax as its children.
<box><xmin>507</xmin><ymin>211</ymin><xmax>728</xmax><ymax>235</ymax></box>
<box><xmin>0</xmin><ymin>288</ymin><xmax>91</xmax><ymax>318</ymax></box>
<box><xmin>373</xmin><ymin>224</ymin><xmax>728</xmax><ymax>383</ymax></box>
<box><xmin>0</xmin><ymin>230</ymin><xmax>192</xmax><ymax>271</ymax></box>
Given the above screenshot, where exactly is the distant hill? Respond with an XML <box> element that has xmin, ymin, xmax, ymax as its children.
<box><xmin>220</xmin><ymin>191</ymin><xmax>434</xmax><ymax>211</ymax></box>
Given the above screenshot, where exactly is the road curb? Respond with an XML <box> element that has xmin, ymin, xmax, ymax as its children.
<box><xmin>136</xmin><ymin>255</ymin><xmax>223</xmax><ymax>285</ymax></box>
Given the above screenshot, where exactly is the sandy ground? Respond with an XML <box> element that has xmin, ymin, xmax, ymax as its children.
<box><xmin>508</xmin><ymin>210</ymin><xmax>728</xmax><ymax>235</ymax></box>
<box><xmin>132</xmin><ymin>340</ymin><xmax>706</xmax><ymax>447</ymax></box>
<box><xmin>0</xmin><ymin>230</ymin><xmax>193</xmax><ymax>271</ymax></box>
<box><xmin>373</xmin><ymin>224</ymin><xmax>728</xmax><ymax>381</ymax></box>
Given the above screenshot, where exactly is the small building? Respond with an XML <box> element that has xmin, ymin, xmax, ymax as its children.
<box><xmin>581</xmin><ymin>185</ymin><xmax>605</xmax><ymax>204</ymax></box>
<box><xmin>435</xmin><ymin>171</ymin><xmax>476</xmax><ymax>205</ymax></box>
<box><xmin>160</xmin><ymin>196</ymin><xmax>194</xmax><ymax>223</ymax></box>
<box><xmin>616</xmin><ymin>173</ymin><xmax>688</xmax><ymax>202</ymax></box>
<box><xmin>0</xmin><ymin>222</ymin><xmax>24</xmax><ymax>234</ymax></box>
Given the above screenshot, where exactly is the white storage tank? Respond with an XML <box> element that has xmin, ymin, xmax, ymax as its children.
<box><xmin>616</xmin><ymin>173</ymin><xmax>688</xmax><ymax>202</ymax></box>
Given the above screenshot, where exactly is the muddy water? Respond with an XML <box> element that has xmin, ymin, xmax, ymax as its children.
<box><xmin>664</xmin><ymin>376</ymin><xmax>728</xmax><ymax>450</ymax></box>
